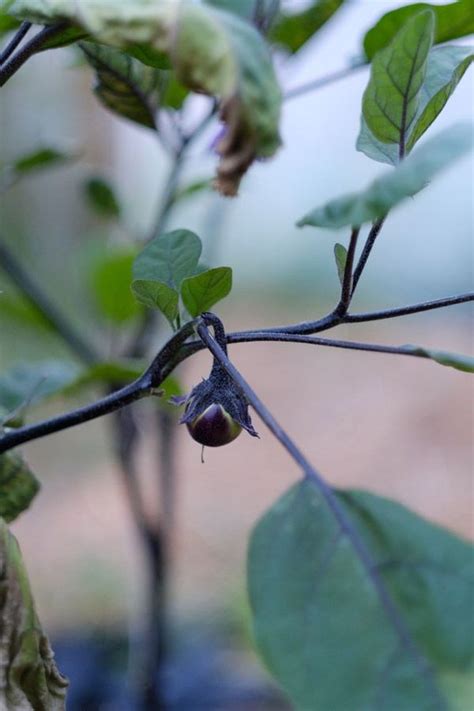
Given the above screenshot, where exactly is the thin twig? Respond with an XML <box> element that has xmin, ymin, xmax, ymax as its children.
<box><xmin>197</xmin><ymin>315</ymin><xmax>442</xmax><ymax>707</ymax></box>
<box><xmin>351</xmin><ymin>217</ymin><xmax>386</xmax><ymax>296</ymax></box>
<box><xmin>0</xmin><ymin>22</ymin><xmax>32</xmax><ymax>66</ymax></box>
<box><xmin>284</xmin><ymin>61</ymin><xmax>368</xmax><ymax>102</ymax></box>
<box><xmin>0</xmin><ymin>22</ymin><xmax>69</xmax><ymax>87</ymax></box>
<box><xmin>0</xmin><ymin>238</ymin><xmax>99</xmax><ymax>364</ymax></box>
<box><xmin>346</xmin><ymin>293</ymin><xmax>474</xmax><ymax>323</ymax></box>
<box><xmin>337</xmin><ymin>227</ymin><xmax>359</xmax><ymax>314</ymax></box>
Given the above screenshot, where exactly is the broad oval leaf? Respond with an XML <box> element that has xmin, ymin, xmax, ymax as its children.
<box><xmin>0</xmin><ymin>519</ymin><xmax>68</xmax><ymax>709</ymax></box>
<box><xmin>363</xmin><ymin>0</ymin><xmax>474</xmax><ymax>61</ymax></box>
<box><xmin>10</xmin><ymin>0</ymin><xmax>282</xmax><ymax>195</ymax></box>
<box><xmin>270</xmin><ymin>0</ymin><xmax>345</xmax><ymax>54</ymax></box>
<box><xmin>131</xmin><ymin>279</ymin><xmax>179</xmax><ymax>326</ymax></box>
<box><xmin>248</xmin><ymin>480</ymin><xmax>474</xmax><ymax>710</ymax></box>
<box><xmin>299</xmin><ymin>124</ymin><xmax>472</xmax><ymax>229</ymax></box>
<box><xmin>0</xmin><ymin>452</ymin><xmax>39</xmax><ymax>522</ymax></box>
<box><xmin>132</xmin><ymin>229</ymin><xmax>202</xmax><ymax>289</ymax></box>
<box><xmin>358</xmin><ymin>45</ymin><xmax>474</xmax><ymax>165</ymax></box>
<box><xmin>181</xmin><ymin>266</ymin><xmax>232</xmax><ymax>317</ymax></box>
<box><xmin>362</xmin><ymin>10</ymin><xmax>434</xmax><ymax>158</ymax></box>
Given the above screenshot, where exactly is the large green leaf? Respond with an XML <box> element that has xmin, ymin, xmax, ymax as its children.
<box><xmin>358</xmin><ymin>45</ymin><xmax>474</xmax><ymax>165</ymax></box>
<box><xmin>299</xmin><ymin>124</ymin><xmax>472</xmax><ymax>229</ymax></box>
<box><xmin>0</xmin><ymin>360</ymin><xmax>80</xmax><ymax>413</ymax></box>
<box><xmin>181</xmin><ymin>266</ymin><xmax>232</xmax><ymax>317</ymax></box>
<box><xmin>9</xmin><ymin>0</ymin><xmax>281</xmax><ymax>195</ymax></box>
<box><xmin>270</xmin><ymin>0</ymin><xmax>345</xmax><ymax>54</ymax></box>
<box><xmin>80</xmin><ymin>41</ymin><xmax>162</xmax><ymax>129</ymax></box>
<box><xmin>362</xmin><ymin>10</ymin><xmax>434</xmax><ymax>160</ymax></box>
<box><xmin>248</xmin><ymin>480</ymin><xmax>473</xmax><ymax>710</ymax></box>
<box><xmin>0</xmin><ymin>453</ymin><xmax>39</xmax><ymax>522</ymax></box>
<box><xmin>131</xmin><ymin>279</ymin><xmax>179</xmax><ymax>326</ymax></box>
<box><xmin>132</xmin><ymin>230</ymin><xmax>202</xmax><ymax>289</ymax></box>
<box><xmin>363</xmin><ymin>0</ymin><xmax>474</xmax><ymax>61</ymax></box>
<box><xmin>0</xmin><ymin>519</ymin><xmax>68</xmax><ymax>709</ymax></box>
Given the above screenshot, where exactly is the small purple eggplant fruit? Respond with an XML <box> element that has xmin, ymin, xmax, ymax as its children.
<box><xmin>186</xmin><ymin>403</ymin><xmax>242</xmax><ymax>447</ymax></box>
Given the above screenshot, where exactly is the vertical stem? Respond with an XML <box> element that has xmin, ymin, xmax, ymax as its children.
<box><xmin>337</xmin><ymin>227</ymin><xmax>360</xmax><ymax>314</ymax></box>
<box><xmin>351</xmin><ymin>217</ymin><xmax>386</xmax><ymax>296</ymax></box>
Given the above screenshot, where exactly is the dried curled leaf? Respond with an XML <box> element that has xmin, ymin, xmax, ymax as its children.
<box><xmin>0</xmin><ymin>519</ymin><xmax>68</xmax><ymax>710</ymax></box>
<box><xmin>0</xmin><ymin>452</ymin><xmax>40</xmax><ymax>523</ymax></box>
<box><xmin>9</xmin><ymin>0</ymin><xmax>282</xmax><ymax>195</ymax></box>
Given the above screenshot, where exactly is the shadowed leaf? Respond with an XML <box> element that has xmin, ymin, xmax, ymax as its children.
<box><xmin>271</xmin><ymin>0</ymin><xmax>345</xmax><ymax>54</ymax></box>
<box><xmin>0</xmin><ymin>453</ymin><xmax>39</xmax><ymax>522</ymax></box>
<box><xmin>333</xmin><ymin>243</ymin><xmax>347</xmax><ymax>285</ymax></box>
<box><xmin>83</xmin><ymin>176</ymin><xmax>121</xmax><ymax>218</ymax></box>
<box><xmin>181</xmin><ymin>266</ymin><xmax>232</xmax><ymax>317</ymax></box>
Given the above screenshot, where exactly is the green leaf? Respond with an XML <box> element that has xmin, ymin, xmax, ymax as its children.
<box><xmin>0</xmin><ymin>11</ymin><xmax>19</xmax><ymax>35</ymax></box>
<box><xmin>124</xmin><ymin>43</ymin><xmax>170</xmax><ymax>69</ymax></box>
<box><xmin>13</xmin><ymin>147</ymin><xmax>73</xmax><ymax>174</ymax></box>
<box><xmin>83</xmin><ymin>176</ymin><xmax>121</xmax><ymax>218</ymax></box>
<box><xmin>0</xmin><ymin>519</ymin><xmax>69</xmax><ymax>708</ymax></box>
<box><xmin>299</xmin><ymin>124</ymin><xmax>472</xmax><ymax>229</ymax></box>
<box><xmin>333</xmin><ymin>243</ymin><xmax>347</xmax><ymax>285</ymax></box>
<box><xmin>132</xmin><ymin>230</ymin><xmax>202</xmax><ymax>290</ymax></box>
<box><xmin>80</xmin><ymin>41</ymin><xmax>161</xmax><ymax>129</ymax></box>
<box><xmin>171</xmin><ymin>178</ymin><xmax>212</xmax><ymax>205</ymax></box>
<box><xmin>10</xmin><ymin>0</ymin><xmax>281</xmax><ymax>195</ymax></box>
<box><xmin>363</xmin><ymin>0</ymin><xmax>474</xmax><ymax>61</ymax></box>
<box><xmin>406</xmin><ymin>46</ymin><xmax>473</xmax><ymax>152</ymax></box>
<box><xmin>91</xmin><ymin>247</ymin><xmax>142</xmax><ymax>324</ymax></box>
<box><xmin>0</xmin><ymin>452</ymin><xmax>39</xmax><ymax>522</ymax></box>
<box><xmin>130</xmin><ymin>279</ymin><xmax>179</xmax><ymax>325</ymax></box>
<box><xmin>40</xmin><ymin>25</ymin><xmax>89</xmax><ymax>50</ymax></box>
<box><xmin>161</xmin><ymin>73</ymin><xmax>189</xmax><ymax>110</ymax></box>
<box><xmin>361</xmin><ymin>10</ymin><xmax>435</xmax><ymax>157</ymax></box>
<box><xmin>358</xmin><ymin>45</ymin><xmax>474</xmax><ymax>165</ymax></box>
<box><xmin>181</xmin><ymin>266</ymin><xmax>232</xmax><ymax>317</ymax></box>
<box><xmin>270</xmin><ymin>0</ymin><xmax>345</xmax><ymax>54</ymax></box>
<box><xmin>0</xmin><ymin>360</ymin><xmax>81</xmax><ymax>413</ymax></box>
<box><xmin>248</xmin><ymin>480</ymin><xmax>473</xmax><ymax>710</ymax></box>
<box><xmin>402</xmin><ymin>345</ymin><xmax>474</xmax><ymax>373</ymax></box>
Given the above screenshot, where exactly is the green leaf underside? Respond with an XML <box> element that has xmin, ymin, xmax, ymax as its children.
<box><xmin>83</xmin><ymin>176</ymin><xmax>121</xmax><ymax>218</ymax></box>
<box><xmin>333</xmin><ymin>243</ymin><xmax>347</xmax><ymax>285</ymax></box>
<box><xmin>80</xmin><ymin>42</ymin><xmax>161</xmax><ymax>129</ymax></box>
<box><xmin>363</xmin><ymin>0</ymin><xmax>474</xmax><ymax>60</ymax></box>
<box><xmin>248</xmin><ymin>480</ymin><xmax>473</xmax><ymax>711</ymax></box>
<box><xmin>270</xmin><ymin>0</ymin><xmax>345</xmax><ymax>54</ymax></box>
<box><xmin>0</xmin><ymin>360</ymin><xmax>81</xmax><ymax>413</ymax></box>
<box><xmin>358</xmin><ymin>45</ymin><xmax>473</xmax><ymax>165</ymax></box>
<box><xmin>0</xmin><ymin>453</ymin><xmax>39</xmax><ymax>522</ymax></box>
<box><xmin>10</xmin><ymin>0</ymin><xmax>281</xmax><ymax>195</ymax></box>
<box><xmin>298</xmin><ymin>124</ymin><xmax>472</xmax><ymax>229</ymax></box>
<box><xmin>13</xmin><ymin>147</ymin><xmax>72</xmax><ymax>174</ymax></box>
<box><xmin>362</xmin><ymin>10</ymin><xmax>434</xmax><ymax>157</ymax></box>
<box><xmin>402</xmin><ymin>345</ymin><xmax>474</xmax><ymax>373</ymax></box>
<box><xmin>131</xmin><ymin>280</ymin><xmax>179</xmax><ymax>325</ymax></box>
<box><xmin>0</xmin><ymin>519</ymin><xmax>68</xmax><ymax>709</ymax></box>
<box><xmin>181</xmin><ymin>266</ymin><xmax>232</xmax><ymax>317</ymax></box>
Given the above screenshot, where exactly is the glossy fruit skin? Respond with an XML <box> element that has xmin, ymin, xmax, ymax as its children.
<box><xmin>186</xmin><ymin>403</ymin><xmax>242</xmax><ymax>447</ymax></box>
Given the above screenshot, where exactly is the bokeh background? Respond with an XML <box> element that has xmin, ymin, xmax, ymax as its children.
<box><xmin>0</xmin><ymin>1</ymin><xmax>473</xmax><ymax>708</ymax></box>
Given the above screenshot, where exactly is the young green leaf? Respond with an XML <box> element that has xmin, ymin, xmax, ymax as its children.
<box><xmin>91</xmin><ymin>248</ymin><xmax>142</xmax><ymax>324</ymax></box>
<box><xmin>132</xmin><ymin>230</ymin><xmax>202</xmax><ymax>289</ymax></box>
<box><xmin>83</xmin><ymin>176</ymin><xmax>121</xmax><ymax>218</ymax></box>
<box><xmin>358</xmin><ymin>45</ymin><xmax>474</xmax><ymax>164</ymax></box>
<box><xmin>181</xmin><ymin>267</ymin><xmax>232</xmax><ymax>317</ymax></box>
<box><xmin>363</xmin><ymin>0</ymin><xmax>474</xmax><ymax>61</ymax></box>
<box><xmin>0</xmin><ymin>13</ymin><xmax>19</xmax><ymax>36</ymax></box>
<box><xmin>80</xmin><ymin>42</ymin><xmax>162</xmax><ymax>129</ymax></box>
<box><xmin>0</xmin><ymin>360</ymin><xmax>81</xmax><ymax>413</ymax></box>
<box><xmin>270</xmin><ymin>0</ymin><xmax>345</xmax><ymax>54</ymax></box>
<box><xmin>10</xmin><ymin>0</ymin><xmax>282</xmax><ymax>195</ymax></box>
<box><xmin>0</xmin><ymin>519</ymin><xmax>69</xmax><ymax>708</ymax></box>
<box><xmin>0</xmin><ymin>452</ymin><xmax>40</xmax><ymax>522</ymax></box>
<box><xmin>248</xmin><ymin>480</ymin><xmax>473</xmax><ymax>710</ymax></box>
<box><xmin>333</xmin><ymin>243</ymin><xmax>347</xmax><ymax>285</ymax></box>
<box><xmin>406</xmin><ymin>46</ymin><xmax>473</xmax><ymax>152</ymax></box>
<box><xmin>13</xmin><ymin>147</ymin><xmax>73</xmax><ymax>174</ymax></box>
<box><xmin>402</xmin><ymin>345</ymin><xmax>474</xmax><ymax>373</ymax></box>
<box><xmin>299</xmin><ymin>124</ymin><xmax>472</xmax><ymax>229</ymax></box>
<box><xmin>362</xmin><ymin>10</ymin><xmax>434</xmax><ymax>159</ymax></box>
<box><xmin>130</xmin><ymin>279</ymin><xmax>179</xmax><ymax>326</ymax></box>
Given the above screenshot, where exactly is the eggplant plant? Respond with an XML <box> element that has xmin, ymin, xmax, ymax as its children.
<box><xmin>0</xmin><ymin>1</ymin><xmax>473</xmax><ymax>709</ymax></box>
